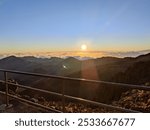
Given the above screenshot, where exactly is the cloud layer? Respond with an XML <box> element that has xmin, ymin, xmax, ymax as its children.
<box><xmin>0</xmin><ymin>50</ymin><xmax>150</xmax><ymax>60</ymax></box>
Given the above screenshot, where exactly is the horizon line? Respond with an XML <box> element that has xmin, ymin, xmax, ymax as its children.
<box><xmin>0</xmin><ymin>50</ymin><xmax>149</xmax><ymax>59</ymax></box>
<box><xmin>0</xmin><ymin>49</ymin><xmax>150</xmax><ymax>55</ymax></box>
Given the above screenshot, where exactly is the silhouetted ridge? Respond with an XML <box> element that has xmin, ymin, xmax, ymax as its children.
<box><xmin>135</xmin><ymin>53</ymin><xmax>150</xmax><ymax>62</ymax></box>
<box><xmin>0</xmin><ymin>56</ymin><xmax>24</xmax><ymax>63</ymax></box>
<box><xmin>63</xmin><ymin>57</ymin><xmax>80</xmax><ymax>63</ymax></box>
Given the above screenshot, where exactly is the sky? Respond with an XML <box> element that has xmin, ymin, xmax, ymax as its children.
<box><xmin>0</xmin><ymin>0</ymin><xmax>150</xmax><ymax>56</ymax></box>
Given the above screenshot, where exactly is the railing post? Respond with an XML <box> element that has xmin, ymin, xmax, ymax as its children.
<box><xmin>4</xmin><ymin>71</ymin><xmax>9</xmax><ymax>107</ymax></box>
<box><xmin>61</xmin><ymin>80</ymin><xmax>65</xmax><ymax>112</ymax></box>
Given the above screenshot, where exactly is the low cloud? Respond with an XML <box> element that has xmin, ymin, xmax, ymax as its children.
<box><xmin>0</xmin><ymin>50</ymin><xmax>150</xmax><ymax>59</ymax></box>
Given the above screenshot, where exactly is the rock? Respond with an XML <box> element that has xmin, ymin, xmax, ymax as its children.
<box><xmin>30</xmin><ymin>98</ymin><xmax>38</xmax><ymax>103</ymax></box>
<box><xmin>22</xmin><ymin>95</ymin><xmax>30</xmax><ymax>100</ymax></box>
<box><xmin>37</xmin><ymin>97</ymin><xmax>45</xmax><ymax>102</ymax></box>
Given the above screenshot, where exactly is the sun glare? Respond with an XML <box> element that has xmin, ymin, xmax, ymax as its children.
<box><xmin>81</xmin><ymin>44</ymin><xmax>87</xmax><ymax>51</ymax></box>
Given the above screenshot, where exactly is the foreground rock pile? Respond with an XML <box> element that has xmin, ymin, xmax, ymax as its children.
<box><xmin>112</xmin><ymin>89</ymin><xmax>150</xmax><ymax>112</ymax></box>
<box><xmin>39</xmin><ymin>101</ymin><xmax>117</xmax><ymax>113</ymax></box>
<box><xmin>2</xmin><ymin>89</ymin><xmax>150</xmax><ymax>112</ymax></box>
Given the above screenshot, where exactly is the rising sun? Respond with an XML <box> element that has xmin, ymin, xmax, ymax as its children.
<box><xmin>81</xmin><ymin>44</ymin><xmax>87</xmax><ymax>51</ymax></box>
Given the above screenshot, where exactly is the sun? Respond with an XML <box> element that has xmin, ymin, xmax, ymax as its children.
<box><xmin>81</xmin><ymin>44</ymin><xmax>87</xmax><ymax>51</ymax></box>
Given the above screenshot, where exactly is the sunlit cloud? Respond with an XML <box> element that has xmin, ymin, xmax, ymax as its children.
<box><xmin>0</xmin><ymin>50</ymin><xmax>149</xmax><ymax>60</ymax></box>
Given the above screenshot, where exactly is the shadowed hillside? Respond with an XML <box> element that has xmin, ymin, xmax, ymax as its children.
<box><xmin>0</xmin><ymin>53</ymin><xmax>150</xmax><ymax>104</ymax></box>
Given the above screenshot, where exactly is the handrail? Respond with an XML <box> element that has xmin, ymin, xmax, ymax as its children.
<box><xmin>0</xmin><ymin>69</ymin><xmax>150</xmax><ymax>90</ymax></box>
<box><xmin>0</xmin><ymin>91</ymin><xmax>61</xmax><ymax>113</ymax></box>
<box><xmin>0</xmin><ymin>80</ymin><xmax>139</xmax><ymax>113</ymax></box>
<box><xmin>0</xmin><ymin>69</ymin><xmax>149</xmax><ymax>113</ymax></box>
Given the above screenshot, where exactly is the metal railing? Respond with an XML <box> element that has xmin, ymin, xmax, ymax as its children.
<box><xmin>0</xmin><ymin>69</ymin><xmax>149</xmax><ymax>113</ymax></box>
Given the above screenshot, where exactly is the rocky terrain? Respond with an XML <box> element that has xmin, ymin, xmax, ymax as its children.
<box><xmin>0</xmin><ymin>95</ymin><xmax>118</xmax><ymax>113</ymax></box>
<box><xmin>1</xmin><ymin>88</ymin><xmax>150</xmax><ymax>113</ymax></box>
<box><xmin>112</xmin><ymin>89</ymin><xmax>150</xmax><ymax>112</ymax></box>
